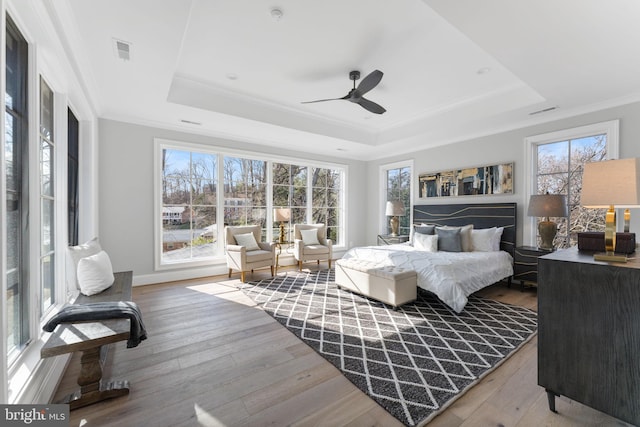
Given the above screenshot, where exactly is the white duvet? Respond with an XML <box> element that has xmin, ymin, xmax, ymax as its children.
<box><xmin>341</xmin><ymin>244</ymin><xmax>513</xmax><ymax>313</ymax></box>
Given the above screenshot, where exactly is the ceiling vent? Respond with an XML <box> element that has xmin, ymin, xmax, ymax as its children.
<box><xmin>112</xmin><ymin>38</ymin><xmax>132</xmax><ymax>61</ymax></box>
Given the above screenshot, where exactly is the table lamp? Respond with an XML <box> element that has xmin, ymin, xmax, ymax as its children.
<box><xmin>527</xmin><ymin>193</ymin><xmax>568</xmax><ymax>250</ymax></box>
<box><xmin>385</xmin><ymin>200</ymin><xmax>405</xmax><ymax>237</ymax></box>
<box><xmin>581</xmin><ymin>158</ymin><xmax>640</xmax><ymax>262</ymax></box>
<box><xmin>273</xmin><ymin>208</ymin><xmax>291</xmax><ymax>243</ymax></box>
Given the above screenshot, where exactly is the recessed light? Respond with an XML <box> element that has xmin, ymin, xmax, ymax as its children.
<box><xmin>476</xmin><ymin>67</ymin><xmax>491</xmax><ymax>75</ymax></box>
<box><xmin>226</xmin><ymin>73</ymin><xmax>238</xmax><ymax>80</ymax></box>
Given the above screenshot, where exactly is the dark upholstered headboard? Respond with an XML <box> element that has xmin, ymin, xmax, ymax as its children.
<box><xmin>413</xmin><ymin>203</ymin><xmax>517</xmax><ymax>257</ymax></box>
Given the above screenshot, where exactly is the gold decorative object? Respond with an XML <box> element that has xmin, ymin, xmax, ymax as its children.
<box><xmin>385</xmin><ymin>201</ymin><xmax>405</xmax><ymax>236</ymax></box>
<box><xmin>581</xmin><ymin>158</ymin><xmax>640</xmax><ymax>263</ymax></box>
<box><xmin>273</xmin><ymin>208</ymin><xmax>291</xmax><ymax>244</ymax></box>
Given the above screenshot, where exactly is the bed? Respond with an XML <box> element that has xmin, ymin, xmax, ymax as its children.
<box><xmin>341</xmin><ymin>202</ymin><xmax>517</xmax><ymax>312</ymax></box>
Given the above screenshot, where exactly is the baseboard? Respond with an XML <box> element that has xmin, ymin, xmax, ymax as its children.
<box><xmin>132</xmin><ymin>249</ymin><xmax>347</xmax><ymax>287</ymax></box>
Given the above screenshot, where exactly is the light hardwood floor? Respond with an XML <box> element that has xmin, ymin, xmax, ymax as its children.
<box><xmin>53</xmin><ymin>267</ymin><xmax>632</xmax><ymax>427</ymax></box>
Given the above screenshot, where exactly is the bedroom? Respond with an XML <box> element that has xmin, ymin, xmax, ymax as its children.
<box><xmin>2</xmin><ymin>0</ymin><xmax>640</xmax><ymax>426</ymax></box>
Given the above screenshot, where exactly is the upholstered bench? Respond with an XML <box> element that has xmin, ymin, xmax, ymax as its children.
<box><xmin>335</xmin><ymin>258</ymin><xmax>417</xmax><ymax>308</ymax></box>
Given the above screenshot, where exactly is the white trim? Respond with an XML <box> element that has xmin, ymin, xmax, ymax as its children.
<box><xmin>523</xmin><ymin>120</ymin><xmax>620</xmax><ymax>246</ymax></box>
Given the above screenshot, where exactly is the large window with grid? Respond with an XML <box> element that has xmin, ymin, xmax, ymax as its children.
<box><xmin>157</xmin><ymin>141</ymin><xmax>345</xmax><ymax>267</ymax></box>
<box><xmin>526</xmin><ymin>121</ymin><xmax>619</xmax><ymax>248</ymax></box>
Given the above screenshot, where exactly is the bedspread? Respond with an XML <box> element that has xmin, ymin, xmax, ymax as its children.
<box><xmin>341</xmin><ymin>244</ymin><xmax>513</xmax><ymax>313</ymax></box>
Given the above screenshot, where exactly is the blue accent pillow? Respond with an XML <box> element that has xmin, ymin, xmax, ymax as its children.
<box><xmin>435</xmin><ymin>227</ymin><xmax>462</xmax><ymax>252</ymax></box>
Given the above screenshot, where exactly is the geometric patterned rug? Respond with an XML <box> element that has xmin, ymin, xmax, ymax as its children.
<box><xmin>238</xmin><ymin>269</ymin><xmax>537</xmax><ymax>426</ymax></box>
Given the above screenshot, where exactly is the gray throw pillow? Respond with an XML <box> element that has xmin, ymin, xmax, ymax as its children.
<box><xmin>435</xmin><ymin>227</ymin><xmax>462</xmax><ymax>252</ymax></box>
<box><xmin>414</xmin><ymin>224</ymin><xmax>436</xmax><ymax>235</ymax></box>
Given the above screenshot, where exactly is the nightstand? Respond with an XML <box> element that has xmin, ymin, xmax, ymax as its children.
<box><xmin>513</xmin><ymin>245</ymin><xmax>552</xmax><ymax>286</ymax></box>
<box><xmin>377</xmin><ymin>234</ymin><xmax>410</xmax><ymax>245</ymax></box>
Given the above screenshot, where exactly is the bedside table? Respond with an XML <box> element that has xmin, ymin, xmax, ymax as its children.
<box><xmin>377</xmin><ymin>234</ymin><xmax>409</xmax><ymax>245</ymax></box>
<box><xmin>513</xmin><ymin>246</ymin><xmax>552</xmax><ymax>286</ymax></box>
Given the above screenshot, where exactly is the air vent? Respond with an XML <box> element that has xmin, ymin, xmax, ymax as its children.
<box><xmin>529</xmin><ymin>106</ymin><xmax>558</xmax><ymax>115</ymax></box>
<box><xmin>180</xmin><ymin>119</ymin><xmax>202</xmax><ymax>126</ymax></box>
<box><xmin>112</xmin><ymin>38</ymin><xmax>131</xmax><ymax>61</ymax></box>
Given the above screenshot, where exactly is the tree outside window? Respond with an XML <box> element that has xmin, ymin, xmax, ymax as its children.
<box><xmin>159</xmin><ymin>144</ymin><xmax>345</xmax><ymax>265</ymax></box>
<box><xmin>535</xmin><ymin>135</ymin><xmax>607</xmax><ymax>248</ymax></box>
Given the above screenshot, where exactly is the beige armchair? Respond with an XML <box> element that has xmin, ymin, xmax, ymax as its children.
<box><xmin>225</xmin><ymin>225</ymin><xmax>276</xmax><ymax>282</ymax></box>
<box><xmin>293</xmin><ymin>224</ymin><xmax>333</xmax><ymax>271</ymax></box>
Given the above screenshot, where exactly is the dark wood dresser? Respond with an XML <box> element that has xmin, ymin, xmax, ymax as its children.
<box><xmin>537</xmin><ymin>247</ymin><xmax>640</xmax><ymax>425</ymax></box>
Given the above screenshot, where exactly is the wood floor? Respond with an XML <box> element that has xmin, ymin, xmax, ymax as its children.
<box><xmin>52</xmin><ymin>267</ymin><xmax>632</xmax><ymax>427</ymax></box>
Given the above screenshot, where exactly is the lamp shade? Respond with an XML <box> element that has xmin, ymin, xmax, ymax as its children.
<box><xmin>581</xmin><ymin>158</ymin><xmax>640</xmax><ymax>208</ymax></box>
<box><xmin>385</xmin><ymin>200</ymin><xmax>405</xmax><ymax>216</ymax></box>
<box><xmin>273</xmin><ymin>208</ymin><xmax>291</xmax><ymax>222</ymax></box>
<box><xmin>527</xmin><ymin>194</ymin><xmax>568</xmax><ymax>217</ymax></box>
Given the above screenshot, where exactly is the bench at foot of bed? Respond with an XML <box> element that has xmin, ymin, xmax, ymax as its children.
<box><xmin>335</xmin><ymin>258</ymin><xmax>417</xmax><ymax>308</ymax></box>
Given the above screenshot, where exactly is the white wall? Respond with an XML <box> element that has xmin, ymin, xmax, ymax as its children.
<box><xmin>366</xmin><ymin>101</ymin><xmax>640</xmax><ymax>246</ymax></box>
<box><xmin>97</xmin><ymin>118</ymin><xmax>368</xmax><ymax>285</ymax></box>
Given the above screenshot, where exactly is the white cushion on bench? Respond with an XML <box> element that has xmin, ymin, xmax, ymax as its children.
<box><xmin>77</xmin><ymin>250</ymin><xmax>115</xmax><ymax>296</ymax></box>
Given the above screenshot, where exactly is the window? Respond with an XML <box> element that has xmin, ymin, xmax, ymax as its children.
<box><xmin>5</xmin><ymin>16</ymin><xmax>30</xmax><ymax>359</ymax></box>
<box><xmin>157</xmin><ymin>141</ymin><xmax>345</xmax><ymax>267</ymax></box>
<box><xmin>224</xmin><ymin>156</ymin><xmax>267</xmax><ymax>233</ymax></box>
<box><xmin>526</xmin><ymin>121</ymin><xmax>619</xmax><ymax>248</ymax></box>
<box><xmin>273</xmin><ymin>162</ymin><xmax>307</xmax><ymax>241</ymax></box>
<box><xmin>40</xmin><ymin>77</ymin><xmax>56</xmax><ymax>314</ymax></box>
<box><xmin>381</xmin><ymin>161</ymin><xmax>412</xmax><ymax>236</ymax></box>
<box><xmin>161</xmin><ymin>149</ymin><xmax>217</xmax><ymax>263</ymax></box>
<box><xmin>311</xmin><ymin>167</ymin><xmax>342</xmax><ymax>242</ymax></box>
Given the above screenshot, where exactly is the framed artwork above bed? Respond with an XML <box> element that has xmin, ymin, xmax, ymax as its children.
<box><xmin>418</xmin><ymin>162</ymin><xmax>513</xmax><ymax>198</ymax></box>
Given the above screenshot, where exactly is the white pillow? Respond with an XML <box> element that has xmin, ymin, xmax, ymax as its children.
<box><xmin>413</xmin><ymin>233</ymin><xmax>438</xmax><ymax>252</ymax></box>
<box><xmin>300</xmin><ymin>228</ymin><xmax>321</xmax><ymax>246</ymax></box>
<box><xmin>67</xmin><ymin>237</ymin><xmax>102</xmax><ymax>290</ymax></box>
<box><xmin>233</xmin><ymin>232</ymin><xmax>261</xmax><ymax>251</ymax></box>
<box><xmin>471</xmin><ymin>227</ymin><xmax>503</xmax><ymax>252</ymax></box>
<box><xmin>77</xmin><ymin>250</ymin><xmax>115</xmax><ymax>296</ymax></box>
<box><xmin>492</xmin><ymin>227</ymin><xmax>504</xmax><ymax>251</ymax></box>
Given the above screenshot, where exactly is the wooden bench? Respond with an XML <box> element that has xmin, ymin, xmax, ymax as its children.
<box><xmin>41</xmin><ymin>271</ymin><xmax>133</xmax><ymax>410</ymax></box>
<box><xmin>335</xmin><ymin>259</ymin><xmax>417</xmax><ymax>308</ymax></box>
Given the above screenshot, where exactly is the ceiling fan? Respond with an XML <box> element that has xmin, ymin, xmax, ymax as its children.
<box><xmin>302</xmin><ymin>69</ymin><xmax>386</xmax><ymax>114</ymax></box>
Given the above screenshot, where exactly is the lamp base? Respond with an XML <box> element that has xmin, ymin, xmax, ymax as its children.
<box><xmin>389</xmin><ymin>216</ymin><xmax>399</xmax><ymax>237</ymax></box>
<box><xmin>538</xmin><ymin>220</ymin><xmax>557</xmax><ymax>250</ymax></box>
<box><xmin>593</xmin><ymin>252</ymin><xmax>628</xmax><ymax>263</ymax></box>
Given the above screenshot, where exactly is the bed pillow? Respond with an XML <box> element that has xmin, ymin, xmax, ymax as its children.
<box><xmin>414</xmin><ymin>224</ymin><xmax>436</xmax><ymax>235</ymax></box>
<box><xmin>435</xmin><ymin>227</ymin><xmax>462</xmax><ymax>252</ymax></box>
<box><xmin>300</xmin><ymin>228</ymin><xmax>321</xmax><ymax>246</ymax></box>
<box><xmin>233</xmin><ymin>232</ymin><xmax>261</xmax><ymax>251</ymax></box>
<box><xmin>77</xmin><ymin>250</ymin><xmax>115</xmax><ymax>296</ymax></box>
<box><xmin>413</xmin><ymin>233</ymin><xmax>438</xmax><ymax>252</ymax></box>
<box><xmin>67</xmin><ymin>237</ymin><xmax>102</xmax><ymax>289</ymax></box>
<box><xmin>438</xmin><ymin>224</ymin><xmax>473</xmax><ymax>251</ymax></box>
<box><xmin>471</xmin><ymin>227</ymin><xmax>502</xmax><ymax>252</ymax></box>
<box><xmin>492</xmin><ymin>227</ymin><xmax>505</xmax><ymax>251</ymax></box>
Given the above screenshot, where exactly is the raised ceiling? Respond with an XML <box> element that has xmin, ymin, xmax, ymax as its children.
<box><xmin>50</xmin><ymin>0</ymin><xmax>640</xmax><ymax>160</ymax></box>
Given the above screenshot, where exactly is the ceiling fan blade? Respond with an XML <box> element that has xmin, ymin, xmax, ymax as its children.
<box><xmin>356</xmin><ymin>70</ymin><xmax>383</xmax><ymax>96</ymax></box>
<box><xmin>301</xmin><ymin>96</ymin><xmax>345</xmax><ymax>104</ymax></box>
<box><xmin>357</xmin><ymin>97</ymin><xmax>386</xmax><ymax>114</ymax></box>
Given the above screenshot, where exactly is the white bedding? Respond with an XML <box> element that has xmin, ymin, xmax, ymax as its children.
<box><xmin>341</xmin><ymin>244</ymin><xmax>513</xmax><ymax>313</ymax></box>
